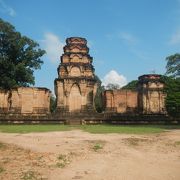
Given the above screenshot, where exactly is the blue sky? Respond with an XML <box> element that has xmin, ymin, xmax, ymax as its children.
<box><xmin>1</xmin><ymin>0</ymin><xmax>180</xmax><ymax>92</ymax></box>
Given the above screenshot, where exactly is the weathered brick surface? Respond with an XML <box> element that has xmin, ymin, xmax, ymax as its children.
<box><xmin>104</xmin><ymin>90</ymin><xmax>138</xmax><ymax>113</ymax></box>
<box><xmin>0</xmin><ymin>87</ymin><xmax>51</xmax><ymax>115</ymax></box>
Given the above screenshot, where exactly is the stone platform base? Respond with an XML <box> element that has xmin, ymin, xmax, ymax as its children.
<box><xmin>0</xmin><ymin>113</ymin><xmax>179</xmax><ymax>125</ymax></box>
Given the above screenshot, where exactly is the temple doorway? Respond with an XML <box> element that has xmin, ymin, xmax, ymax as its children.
<box><xmin>69</xmin><ymin>84</ymin><xmax>81</xmax><ymax>112</ymax></box>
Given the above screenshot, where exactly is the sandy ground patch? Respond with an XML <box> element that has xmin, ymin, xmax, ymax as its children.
<box><xmin>0</xmin><ymin>130</ymin><xmax>180</xmax><ymax>180</ymax></box>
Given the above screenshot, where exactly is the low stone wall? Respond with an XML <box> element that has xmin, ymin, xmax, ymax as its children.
<box><xmin>102</xmin><ymin>114</ymin><xmax>179</xmax><ymax>125</ymax></box>
<box><xmin>0</xmin><ymin>113</ymin><xmax>179</xmax><ymax>125</ymax></box>
<box><xmin>0</xmin><ymin>114</ymin><xmax>65</xmax><ymax>124</ymax></box>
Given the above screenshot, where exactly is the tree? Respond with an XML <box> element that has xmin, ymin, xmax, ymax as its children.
<box><xmin>165</xmin><ymin>53</ymin><xmax>180</xmax><ymax>78</ymax></box>
<box><xmin>122</xmin><ymin>80</ymin><xmax>138</xmax><ymax>90</ymax></box>
<box><xmin>164</xmin><ymin>54</ymin><xmax>180</xmax><ymax>117</ymax></box>
<box><xmin>50</xmin><ymin>95</ymin><xmax>56</xmax><ymax>113</ymax></box>
<box><xmin>162</xmin><ymin>76</ymin><xmax>180</xmax><ymax>117</ymax></box>
<box><xmin>94</xmin><ymin>75</ymin><xmax>105</xmax><ymax>113</ymax></box>
<box><xmin>0</xmin><ymin>18</ymin><xmax>45</xmax><ymax>89</ymax></box>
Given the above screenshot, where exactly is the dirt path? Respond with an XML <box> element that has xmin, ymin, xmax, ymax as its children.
<box><xmin>0</xmin><ymin>130</ymin><xmax>180</xmax><ymax>180</ymax></box>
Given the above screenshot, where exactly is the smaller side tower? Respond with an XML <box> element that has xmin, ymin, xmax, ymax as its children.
<box><xmin>138</xmin><ymin>74</ymin><xmax>166</xmax><ymax>114</ymax></box>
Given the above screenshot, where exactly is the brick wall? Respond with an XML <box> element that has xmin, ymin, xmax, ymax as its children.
<box><xmin>104</xmin><ymin>90</ymin><xmax>138</xmax><ymax>113</ymax></box>
<box><xmin>0</xmin><ymin>87</ymin><xmax>51</xmax><ymax>115</ymax></box>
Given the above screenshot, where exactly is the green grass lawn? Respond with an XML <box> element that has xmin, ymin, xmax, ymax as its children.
<box><xmin>0</xmin><ymin>125</ymin><xmax>74</xmax><ymax>133</ymax></box>
<box><xmin>79</xmin><ymin>125</ymin><xmax>180</xmax><ymax>134</ymax></box>
<box><xmin>0</xmin><ymin>124</ymin><xmax>179</xmax><ymax>134</ymax></box>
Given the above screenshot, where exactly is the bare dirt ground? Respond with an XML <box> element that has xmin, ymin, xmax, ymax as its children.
<box><xmin>0</xmin><ymin>130</ymin><xmax>180</xmax><ymax>180</ymax></box>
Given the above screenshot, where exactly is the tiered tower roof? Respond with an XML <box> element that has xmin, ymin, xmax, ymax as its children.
<box><xmin>63</xmin><ymin>37</ymin><xmax>89</xmax><ymax>54</ymax></box>
<box><xmin>57</xmin><ymin>37</ymin><xmax>95</xmax><ymax>80</ymax></box>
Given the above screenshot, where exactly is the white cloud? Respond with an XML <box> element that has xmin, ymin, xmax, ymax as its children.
<box><xmin>101</xmin><ymin>70</ymin><xmax>127</xmax><ymax>88</ymax></box>
<box><xmin>118</xmin><ymin>32</ymin><xmax>138</xmax><ymax>45</ymax></box>
<box><xmin>169</xmin><ymin>29</ymin><xmax>180</xmax><ymax>45</ymax></box>
<box><xmin>0</xmin><ymin>0</ymin><xmax>16</xmax><ymax>17</ymax></box>
<box><xmin>41</xmin><ymin>32</ymin><xmax>64</xmax><ymax>63</ymax></box>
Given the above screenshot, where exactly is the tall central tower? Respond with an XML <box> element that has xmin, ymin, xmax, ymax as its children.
<box><xmin>55</xmin><ymin>37</ymin><xmax>98</xmax><ymax>114</ymax></box>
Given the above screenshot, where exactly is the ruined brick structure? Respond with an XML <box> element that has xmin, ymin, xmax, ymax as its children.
<box><xmin>104</xmin><ymin>74</ymin><xmax>166</xmax><ymax>114</ymax></box>
<box><xmin>104</xmin><ymin>90</ymin><xmax>138</xmax><ymax>113</ymax></box>
<box><xmin>0</xmin><ymin>87</ymin><xmax>51</xmax><ymax>115</ymax></box>
<box><xmin>55</xmin><ymin>37</ymin><xmax>98</xmax><ymax>113</ymax></box>
<box><xmin>0</xmin><ymin>37</ymin><xmax>168</xmax><ymax>123</ymax></box>
<box><xmin>138</xmin><ymin>74</ymin><xmax>166</xmax><ymax>114</ymax></box>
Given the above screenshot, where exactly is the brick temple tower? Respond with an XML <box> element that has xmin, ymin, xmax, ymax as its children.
<box><xmin>138</xmin><ymin>74</ymin><xmax>166</xmax><ymax>114</ymax></box>
<box><xmin>55</xmin><ymin>37</ymin><xmax>98</xmax><ymax>114</ymax></box>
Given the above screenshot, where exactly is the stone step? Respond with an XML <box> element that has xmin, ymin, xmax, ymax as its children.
<box><xmin>65</xmin><ymin>119</ymin><xmax>81</xmax><ymax>125</ymax></box>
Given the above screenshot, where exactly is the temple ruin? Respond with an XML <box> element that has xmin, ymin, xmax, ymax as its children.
<box><xmin>54</xmin><ymin>37</ymin><xmax>98</xmax><ymax>114</ymax></box>
<box><xmin>0</xmin><ymin>37</ymin><xmax>170</xmax><ymax>124</ymax></box>
<box><xmin>138</xmin><ymin>74</ymin><xmax>166</xmax><ymax>114</ymax></box>
<box><xmin>104</xmin><ymin>74</ymin><xmax>166</xmax><ymax>114</ymax></box>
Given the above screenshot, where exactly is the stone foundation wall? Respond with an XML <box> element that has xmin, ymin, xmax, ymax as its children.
<box><xmin>0</xmin><ymin>87</ymin><xmax>51</xmax><ymax>115</ymax></box>
<box><xmin>0</xmin><ymin>113</ymin><xmax>179</xmax><ymax>125</ymax></box>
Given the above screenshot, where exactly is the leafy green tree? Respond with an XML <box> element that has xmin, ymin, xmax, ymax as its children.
<box><xmin>0</xmin><ymin>18</ymin><xmax>45</xmax><ymax>89</ymax></box>
<box><xmin>94</xmin><ymin>75</ymin><xmax>105</xmax><ymax>113</ymax></box>
<box><xmin>164</xmin><ymin>54</ymin><xmax>180</xmax><ymax>117</ymax></box>
<box><xmin>162</xmin><ymin>76</ymin><xmax>180</xmax><ymax>117</ymax></box>
<box><xmin>50</xmin><ymin>95</ymin><xmax>56</xmax><ymax>113</ymax></box>
<box><xmin>122</xmin><ymin>80</ymin><xmax>138</xmax><ymax>90</ymax></box>
<box><xmin>165</xmin><ymin>53</ymin><xmax>180</xmax><ymax>78</ymax></box>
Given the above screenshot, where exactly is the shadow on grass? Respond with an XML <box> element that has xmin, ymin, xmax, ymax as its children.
<box><xmin>159</xmin><ymin>125</ymin><xmax>180</xmax><ymax>130</ymax></box>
